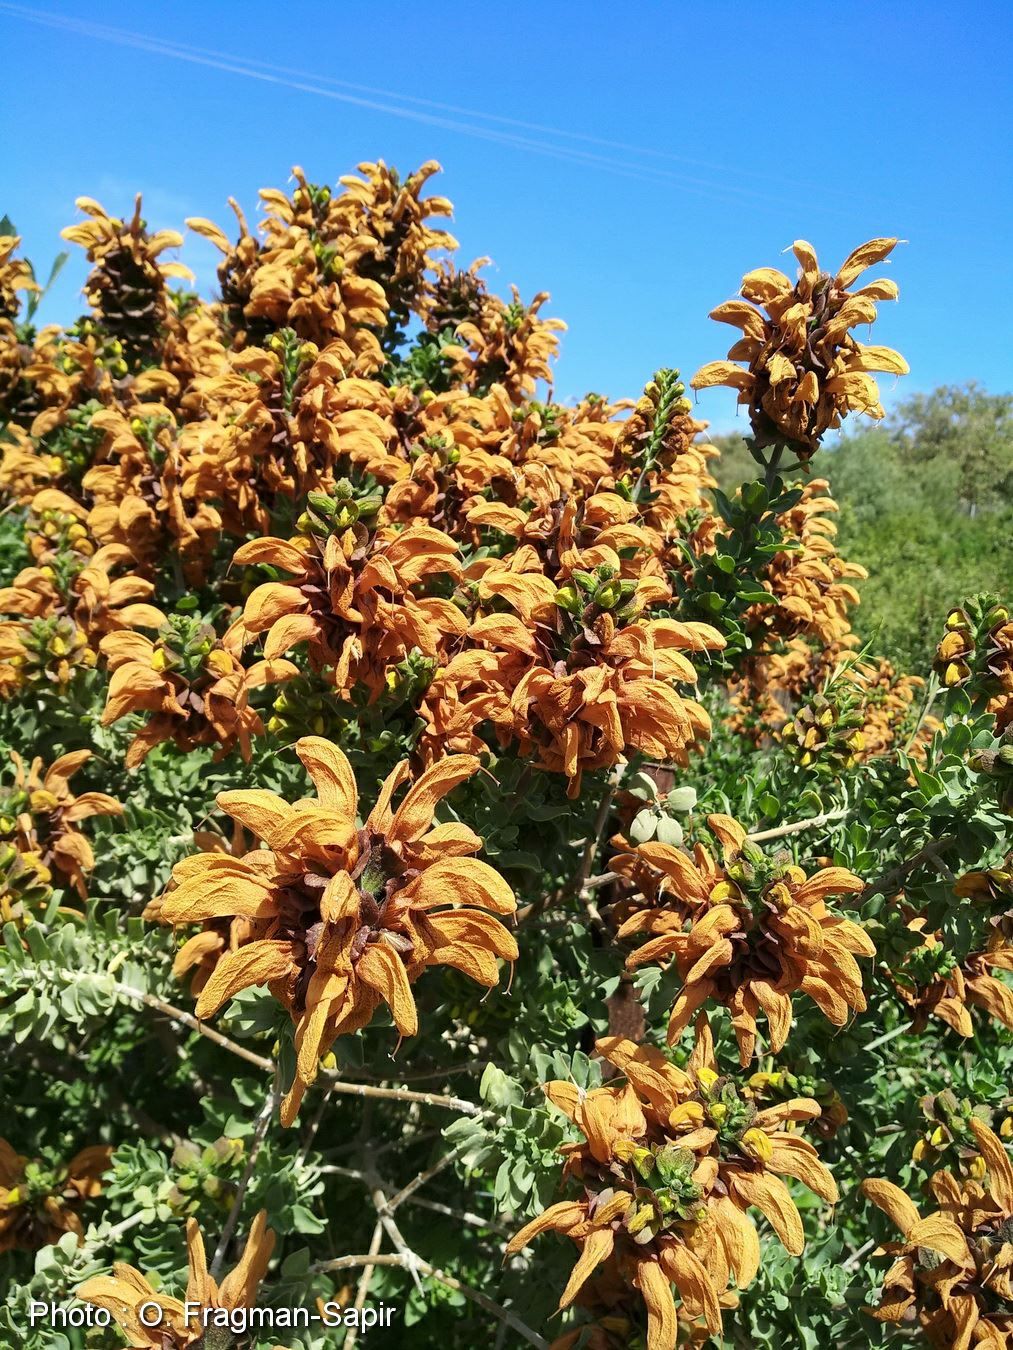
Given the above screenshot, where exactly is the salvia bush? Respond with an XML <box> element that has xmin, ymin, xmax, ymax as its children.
<box><xmin>0</xmin><ymin>163</ymin><xmax>1010</xmax><ymax>1350</ymax></box>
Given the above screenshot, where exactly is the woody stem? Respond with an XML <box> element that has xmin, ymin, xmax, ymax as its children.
<box><xmin>343</xmin><ymin>1220</ymin><xmax>384</xmax><ymax>1350</ymax></box>
<box><xmin>307</xmin><ymin>1252</ymin><xmax>549</xmax><ymax>1349</ymax></box>
<box><xmin>90</xmin><ymin>976</ymin><xmax>484</xmax><ymax>1115</ymax></box>
<box><xmin>579</xmin><ymin>805</ymin><xmax>851</xmax><ymax>892</ymax></box>
<box><xmin>210</xmin><ymin>1070</ymin><xmax>279</xmax><ymax>1278</ymax></box>
<box><xmin>573</xmin><ymin>765</ymin><xmax>624</xmax><ymax>905</ymax></box>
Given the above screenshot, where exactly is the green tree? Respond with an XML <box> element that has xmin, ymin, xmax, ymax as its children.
<box><xmin>888</xmin><ymin>382</ymin><xmax>1013</xmax><ymax>514</ymax></box>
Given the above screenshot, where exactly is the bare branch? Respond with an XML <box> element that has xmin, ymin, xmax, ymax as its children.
<box><xmin>108</xmin><ymin>981</ymin><xmax>481</xmax><ymax>1115</ymax></box>
<box><xmin>386</xmin><ymin>1145</ymin><xmax>466</xmax><ymax>1213</ymax></box>
<box><xmin>309</xmin><ymin>1252</ymin><xmax>548</xmax><ymax>1349</ymax></box>
<box><xmin>210</xmin><ymin>1071</ymin><xmax>278</xmax><ymax>1277</ymax></box>
<box><xmin>344</xmin><ymin>1220</ymin><xmax>384</xmax><ymax>1350</ymax></box>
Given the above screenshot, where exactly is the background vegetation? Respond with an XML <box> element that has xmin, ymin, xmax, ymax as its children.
<box><xmin>713</xmin><ymin>383</ymin><xmax>1012</xmax><ymax>671</ymax></box>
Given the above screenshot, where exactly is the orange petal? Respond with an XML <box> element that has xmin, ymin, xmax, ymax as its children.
<box><xmin>387</xmin><ymin>756</ymin><xmax>480</xmax><ymax>843</ymax></box>
<box><xmin>295</xmin><ymin>736</ymin><xmax>358</xmax><ymax>816</ymax></box>
<box><xmin>355</xmin><ymin>941</ymin><xmax>418</xmax><ymax>1037</ymax></box>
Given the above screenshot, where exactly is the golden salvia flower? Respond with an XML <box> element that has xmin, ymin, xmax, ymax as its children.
<box><xmin>419</xmin><ymin>519</ymin><xmax>723</xmax><ymax>794</ymax></box>
<box><xmin>508</xmin><ymin>1025</ymin><xmax>837</xmax><ymax>1349</ymax></box>
<box><xmin>895</xmin><ymin>922</ymin><xmax>1013</xmax><ymax>1039</ymax></box>
<box><xmin>0</xmin><ymin>843</ymin><xmax>52</xmax><ymax>929</ymax></box>
<box><xmin>0</xmin><ymin>750</ymin><xmax>122</xmax><ymax>900</ymax></box>
<box><xmin>77</xmin><ymin>1211</ymin><xmax>275</xmax><ymax>1350</ymax></box>
<box><xmin>0</xmin><ymin>1137</ymin><xmax>111</xmax><ymax>1252</ymax></box>
<box><xmin>234</xmin><ymin>493</ymin><xmax>464</xmax><ymax>701</ymax></box>
<box><xmin>956</xmin><ymin>852</ymin><xmax>1013</xmax><ymax>947</ymax></box>
<box><xmin>0</xmin><ymin>514</ymin><xmax>165</xmax><ymax>648</ymax></box>
<box><xmin>156</xmin><ymin>737</ymin><xmax>517</xmax><ymax>1125</ymax></box>
<box><xmin>143</xmin><ymin>818</ymin><xmax>256</xmax><ymax>1003</ymax></box>
<box><xmin>61</xmin><ymin>194</ymin><xmax>194</xmax><ymax>369</ymax></box>
<box><xmin>0</xmin><ymin>614</ymin><xmax>97</xmax><ymax>697</ymax></box>
<box><xmin>692</xmin><ymin>238</ymin><xmax>907</xmax><ymax>459</ymax></box>
<box><xmin>0</xmin><ymin>232</ymin><xmax>38</xmax><ymax>322</ymax></box>
<box><xmin>451</xmin><ymin>284</ymin><xmax>565</xmax><ymax>399</ymax></box>
<box><xmin>935</xmin><ymin>601</ymin><xmax>1013</xmax><ymax>733</ymax></box>
<box><xmin>863</xmin><ymin>1118</ymin><xmax>1013</xmax><ymax>1348</ymax></box>
<box><xmin>755</xmin><ymin>479</ymin><xmax>867</xmax><ymax>646</ymax></box>
<box><xmin>100</xmin><ymin>616</ymin><xmax>296</xmax><ymax>767</ymax></box>
<box><xmin>613</xmin><ymin>816</ymin><xmax>871</xmax><ymax>1061</ymax></box>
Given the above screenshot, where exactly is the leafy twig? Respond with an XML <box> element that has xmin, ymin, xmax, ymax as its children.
<box><xmin>579</xmin><ymin>806</ymin><xmax>852</xmax><ymax>892</ymax></box>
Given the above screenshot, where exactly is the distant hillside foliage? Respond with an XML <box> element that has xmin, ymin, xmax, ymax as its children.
<box><xmin>712</xmin><ymin>384</ymin><xmax>1012</xmax><ymax>670</ymax></box>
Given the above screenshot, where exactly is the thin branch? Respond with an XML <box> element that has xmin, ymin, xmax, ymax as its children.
<box><xmin>318</xmin><ymin>1163</ymin><xmax>368</xmax><ymax>1182</ymax></box>
<box><xmin>210</xmin><ymin>1071</ymin><xmax>278</xmax><ymax>1277</ymax></box>
<box><xmin>367</xmin><ymin>1173</ymin><xmax>424</xmax><ymax>1294</ymax></box>
<box><xmin>745</xmin><ymin>807</ymin><xmax>848</xmax><ymax>843</ymax></box>
<box><xmin>866</xmin><ymin>835</ymin><xmax>957</xmax><ymax>898</ymax></box>
<box><xmin>111</xmin><ymin>981</ymin><xmax>274</xmax><ymax>1071</ymax></box>
<box><xmin>579</xmin><ymin>869</ymin><xmax>621</xmax><ymax>894</ymax></box>
<box><xmin>296</xmin><ymin>1080</ymin><xmax>334</xmax><ymax>1168</ymax></box>
<box><xmin>98</xmin><ymin>1210</ymin><xmax>149</xmax><ymax>1244</ymax></box>
<box><xmin>386</xmin><ymin>1145</ymin><xmax>465</xmax><ymax>1213</ymax></box>
<box><xmin>308</xmin><ymin>1252</ymin><xmax>548</xmax><ymax>1349</ymax></box>
<box><xmin>316</xmin><ymin>1071</ymin><xmax>482</xmax><ymax>1116</ymax></box>
<box><xmin>108</xmin><ymin>981</ymin><xmax>481</xmax><ymax>1115</ymax></box>
<box><xmin>903</xmin><ymin>671</ymin><xmax>941</xmax><ymax>753</ymax></box>
<box><xmin>842</xmin><ymin>1237</ymin><xmax>877</xmax><ymax>1273</ymax></box>
<box><xmin>574</xmin><ymin>766</ymin><xmax>623</xmax><ymax>899</ymax></box>
<box><xmin>578</xmin><ymin>806</ymin><xmax>852</xmax><ymax>894</ymax></box>
<box><xmin>405</xmin><ymin>1195</ymin><xmax>513</xmax><ymax>1238</ymax></box>
<box><xmin>344</xmin><ymin>1220</ymin><xmax>384</xmax><ymax>1350</ymax></box>
<box><xmin>863</xmin><ymin>1022</ymin><xmax>913</xmax><ymax>1054</ymax></box>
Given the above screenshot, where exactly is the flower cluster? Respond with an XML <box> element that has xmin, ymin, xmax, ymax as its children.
<box><xmin>0</xmin><ymin>750</ymin><xmax>121</xmax><ymax>919</ymax></box>
<box><xmin>936</xmin><ymin>598</ymin><xmax>1013</xmax><ymax>733</ymax></box>
<box><xmin>691</xmin><ymin>238</ymin><xmax>908</xmax><ymax>460</ymax></box>
<box><xmin>1</xmin><ymin>170</ymin><xmax>731</xmax><ymax>788</ymax></box>
<box><xmin>509</xmin><ymin>1024</ymin><xmax>837</xmax><ymax>1346</ymax></box>
<box><xmin>8</xmin><ymin>158</ymin><xmax>1012</xmax><ymax>1350</ymax></box>
<box><xmin>155</xmin><ymin>736</ymin><xmax>517</xmax><ymax>1124</ymax></box>
<box><xmin>0</xmin><ymin>1137</ymin><xmax>111</xmax><ymax>1252</ymax></box>
<box><xmin>863</xmin><ymin>1117</ymin><xmax>1013</xmax><ymax>1348</ymax></box>
<box><xmin>611</xmin><ymin>815</ymin><xmax>872</xmax><ymax>1061</ymax></box>
<box><xmin>78</xmin><ymin>1210</ymin><xmax>276</xmax><ymax>1349</ymax></box>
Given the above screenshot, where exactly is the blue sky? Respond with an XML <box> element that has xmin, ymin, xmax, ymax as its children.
<box><xmin>2</xmin><ymin>0</ymin><xmax>1010</xmax><ymax>432</ymax></box>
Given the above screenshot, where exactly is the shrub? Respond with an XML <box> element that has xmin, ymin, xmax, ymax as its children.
<box><xmin>0</xmin><ymin>166</ymin><xmax>1010</xmax><ymax>1349</ymax></box>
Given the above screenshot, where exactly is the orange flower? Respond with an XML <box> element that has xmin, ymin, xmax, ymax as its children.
<box><xmin>0</xmin><ymin>1137</ymin><xmax>111</xmax><ymax>1252</ymax></box>
<box><xmin>145</xmin><ymin>818</ymin><xmax>257</xmax><ymax>1002</ymax></box>
<box><xmin>155</xmin><ymin>737</ymin><xmax>517</xmax><ymax>1125</ymax></box>
<box><xmin>752</xmin><ymin>479</ymin><xmax>867</xmax><ymax>646</ymax></box>
<box><xmin>61</xmin><ymin>194</ymin><xmax>193</xmax><ymax>370</ymax></box>
<box><xmin>0</xmin><ymin>614</ymin><xmax>97</xmax><ymax>697</ymax></box>
<box><xmin>100</xmin><ymin>617</ymin><xmax>294</xmax><ymax>767</ymax></box>
<box><xmin>895</xmin><ymin>925</ymin><xmax>1013</xmax><ymax>1039</ymax></box>
<box><xmin>692</xmin><ymin>238</ymin><xmax>907</xmax><ymax>459</ymax></box>
<box><xmin>437</xmin><ymin>267</ymin><xmax>565</xmax><ymax>399</ymax></box>
<box><xmin>509</xmin><ymin>1026</ymin><xmax>837</xmax><ymax>1349</ymax></box>
<box><xmin>78</xmin><ymin>1210</ymin><xmax>275</xmax><ymax>1349</ymax></box>
<box><xmin>190</xmin><ymin>161</ymin><xmax>453</xmax><ymax>358</ymax></box>
<box><xmin>614</xmin><ymin>816</ymin><xmax>871</xmax><ymax>1061</ymax></box>
<box><xmin>863</xmin><ymin>1117</ymin><xmax>1013</xmax><ymax>1348</ymax></box>
<box><xmin>422</xmin><ymin>550</ymin><xmax>723</xmax><ymax>793</ymax></box>
<box><xmin>0</xmin><ymin>749</ymin><xmax>122</xmax><ymax>899</ymax></box>
<box><xmin>0</xmin><ymin>231</ymin><xmax>38</xmax><ymax>321</ymax></box>
<box><xmin>0</xmin><ymin>502</ymin><xmax>164</xmax><ymax>647</ymax></box>
<box><xmin>234</xmin><ymin>491</ymin><xmax>464</xmax><ymax>701</ymax></box>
